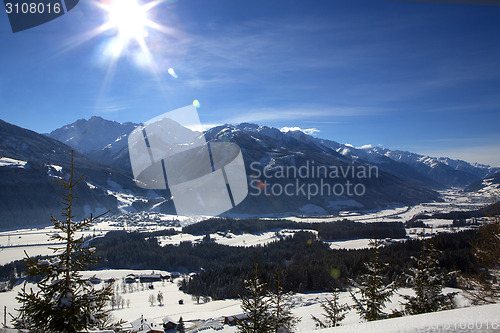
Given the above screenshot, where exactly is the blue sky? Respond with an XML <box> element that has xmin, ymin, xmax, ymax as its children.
<box><xmin>1</xmin><ymin>0</ymin><xmax>500</xmax><ymax>166</ymax></box>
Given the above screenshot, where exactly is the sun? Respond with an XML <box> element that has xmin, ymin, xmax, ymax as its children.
<box><xmin>107</xmin><ymin>0</ymin><xmax>148</xmax><ymax>40</ymax></box>
<box><xmin>92</xmin><ymin>0</ymin><xmax>170</xmax><ymax>62</ymax></box>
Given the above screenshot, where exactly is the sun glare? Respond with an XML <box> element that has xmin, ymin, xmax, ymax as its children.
<box><xmin>94</xmin><ymin>0</ymin><xmax>169</xmax><ymax>62</ymax></box>
<box><xmin>108</xmin><ymin>0</ymin><xmax>148</xmax><ymax>40</ymax></box>
<box><xmin>67</xmin><ymin>0</ymin><xmax>179</xmax><ymax>96</ymax></box>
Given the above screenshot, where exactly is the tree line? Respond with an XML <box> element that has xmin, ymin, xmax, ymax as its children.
<box><xmin>182</xmin><ymin>217</ymin><xmax>406</xmax><ymax>240</ymax></box>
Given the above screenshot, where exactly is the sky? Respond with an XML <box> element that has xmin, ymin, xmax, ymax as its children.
<box><xmin>1</xmin><ymin>0</ymin><xmax>500</xmax><ymax>166</ymax></box>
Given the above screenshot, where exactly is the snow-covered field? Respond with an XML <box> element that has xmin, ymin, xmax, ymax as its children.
<box><xmin>0</xmin><ymin>188</ymin><xmax>497</xmax><ymax>331</ymax></box>
<box><xmin>288</xmin><ymin>188</ymin><xmax>496</xmax><ymax>224</ymax></box>
<box><xmin>157</xmin><ymin>229</ymin><xmax>319</xmax><ymax>248</ymax></box>
<box><xmin>0</xmin><ymin>187</ymin><xmax>488</xmax><ymax>265</ymax></box>
<box><xmin>1</xmin><ymin>268</ymin><xmax>496</xmax><ymax>332</ymax></box>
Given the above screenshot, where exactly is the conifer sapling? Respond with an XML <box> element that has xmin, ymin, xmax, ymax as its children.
<box><xmin>13</xmin><ymin>151</ymin><xmax>116</xmax><ymax>332</ymax></box>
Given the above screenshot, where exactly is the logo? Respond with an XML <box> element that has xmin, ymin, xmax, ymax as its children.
<box><xmin>128</xmin><ymin>105</ymin><xmax>248</xmax><ymax>216</ymax></box>
<box><xmin>3</xmin><ymin>0</ymin><xmax>79</xmax><ymax>33</ymax></box>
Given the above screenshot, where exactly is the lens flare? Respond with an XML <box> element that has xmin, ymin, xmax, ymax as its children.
<box><xmin>330</xmin><ymin>268</ymin><xmax>341</xmax><ymax>279</ymax></box>
<box><xmin>193</xmin><ymin>100</ymin><xmax>201</xmax><ymax>108</ymax></box>
<box><xmin>168</xmin><ymin>68</ymin><xmax>178</xmax><ymax>79</ymax></box>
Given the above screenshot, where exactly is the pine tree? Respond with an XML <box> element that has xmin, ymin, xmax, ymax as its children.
<box><xmin>460</xmin><ymin>200</ymin><xmax>500</xmax><ymax>304</ymax></box>
<box><xmin>311</xmin><ymin>289</ymin><xmax>350</xmax><ymax>328</ymax></box>
<box><xmin>176</xmin><ymin>316</ymin><xmax>185</xmax><ymax>333</ymax></box>
<box><xmin>269</xmin><ymin>270</ymin><xmax>299</xmax><ymax>332</ymax></box>
<box><xmin>13</xmin><ymin>151</ymin><xmax>115</xmax><ymax>332</ymax></box>
<box><xmin>236</xmin><ymin>256</ymin><xmax>273</xmax><ymax>333</ymax></box>
<box><xmin>401</xmin><ymin>238</ymin><xmax>456</xmax><ymax>315</ymax></box>
<box><xmin>349</xmin><ymin>239</ymin><xmax>395</xmax><ymax>322</ymax></box>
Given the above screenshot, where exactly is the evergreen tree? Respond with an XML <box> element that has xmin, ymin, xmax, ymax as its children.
<box><xmin>176</xmin><ymin>316</ymin><xmax>185</xmax><ymax>333</ymax></box>
<box><xmin>236</xmin><ymin>256</ymin><xmax>273</xmax><ymax>333</ymax></box>
<box><xmin>311</xmin><ymin>289</ymin><xmax>350</xmax><ymax>328</ymax></box>
<box><xmin>13</xmin><ymin>151</ymin><xmax>115</xmax><ymax>332</ymax></box>
<box><xmin>349</xmin><ymin>239</ymin><xmax>395</xmax><ymax>322</ymax></box>
<box><xmin>461</xmin><ymin>200</ymin><xmax>500</xmax><ymax>304</ymax></box>
<box><xmin>269</xmin><ymin>270</ymin><xmax>299</xmax><ymax>332</ymax></box>
<box><xmin>401</xmin><ymin>239</ymin><xmax>456</xmax><ymax>315</ymax></box>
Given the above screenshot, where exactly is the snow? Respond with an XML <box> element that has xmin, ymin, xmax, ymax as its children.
<box><xmin>157</xmin><ymin>233</ymin><xmax>204</xmax><ymax>246</ymax></box>
<box><xmin>326</xmin><ymin>238</ymin><xmax>372</xmax><ymax>250</ymax></box>
<box><xmin>1</xmin><ymin>193</ymin><xmax>498</xmax><ymax>331</ymax></box>
<box><xmin>2</xmin><ymin>273</ymin><xmax>490</xmax><ymax>333</ymax></box>
<box><xmin>0</xmin><ymin>157</ymin><xmax>28</xmax><ymax>168</ymax></box>
<box><xmin>156</xmin><ymin>229</ymin><xmax>314</xmax><ymax>248</ymax></box>
<box><xmin>319</xmin><ymin>303</ymin><xmax>500</xmax><ymax>332</ymax></box>
<box><xmin>0</xmin><ymin>245</ymin><xmax>56</xmax><ymax>265</ymax></box>
<box><xmin>46</xmin><ymin>164</ymin><xmax>63</xmax><ymax>178</ymax></box>
<box><xmin>49</xmin><ymin>164</ymin><xmax>63</xmax><ymax>172</ymax></box>
<box><xmin>286</xmin><ymin>188</ymin><xmax>494</xmax><ymax>225</ymax></box>
<box><xmin>0</xmin><ymin>215</ymin><xmax>180</xmax><ymax>264</ymax></box>
<box><xmin>478</xmin><ymin>178</ymin><xmax>500</xmax><ymax>195</ymax></box>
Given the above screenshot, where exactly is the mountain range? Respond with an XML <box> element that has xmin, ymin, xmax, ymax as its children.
<box><xmin>46</xmin><ymin>117</ymin><xmax>498</xmax><ymax>188</ymax></box>
<box><xmin>0</xmin><ymin>116</ymin><xmax>498</xmax><ymax>229</ymax></box>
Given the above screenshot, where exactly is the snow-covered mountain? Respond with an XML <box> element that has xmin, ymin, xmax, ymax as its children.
<box><xmin>0</xmin><ymin>116</ymin><xmax>491</xmax><ymax>224</ymax></box>
<box><xmin>48</xmin><ymin>116</ymin><xmax>138</xmax><ymax>153</ymax></box>
<box><xmin>327</xmin><ymin>144</ymin><xmax>494</xmax><ymax>188</ymax></box>
<box><xmin>47</xmin><ymin>116</ymin><xmax>139</xmax><ymax>171</ymax></box>
<box><xmin>47</xmin><ymin>117</ymin><xmax>496</xmax><ymax>189</ymax></box>
<box><xmin>0</xmin><ymin>119</ymin><xmax>168</xmax><ymax>229</ymax></box>
<box><xmin>200</xmin><ymin>123</ymin><xmax>440</xmax><ymax>214</ymax></box>
<box><xmin>465</xmin><ymin>171</ymin><xmax>500</xmax><ymax>194</ymax></box>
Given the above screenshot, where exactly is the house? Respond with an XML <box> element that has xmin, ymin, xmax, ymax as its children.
<box><xmin>224</xmin><ymin>313</ymin><xmax>248</xmax><ymax>325</ymax></box>
<box><xmin>130</xmin><ymin>316</ymin><xmax>164</xmax><ymax>333</ymax></box>
<box><xmin>162</xmin><ymin>316</ymin><xmax>178</xmax><ymax>331</ymax></box>
<box><xmin>139</xmin><ymin>274</ymin><xmax>162</xmax><ymax>283</ymax></box>
<box><xmin>125</xmin><ymin>275</ymin><xmax>137</xmax><ymax>283</ymax></box>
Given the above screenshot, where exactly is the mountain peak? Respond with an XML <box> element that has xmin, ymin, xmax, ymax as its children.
<box><xmin>47</xmin><ymin>117</ymin><xmax>139</xmax><ymax>154</ymax></box>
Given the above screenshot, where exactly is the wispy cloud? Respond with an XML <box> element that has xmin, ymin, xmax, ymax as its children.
<box><xmin>225</xmin><ymin>105</ymin><xmax>387</xmax><ymax>124</ymax></box>
<box><xmin>167</xmin><ymin>19</ymin><xmax>389</xmax><ymax>89</ymax></box>
<box><xmin>94</xmin><ymin>100</ymin><xmax>131</xmax><ymax>113</ymax></box>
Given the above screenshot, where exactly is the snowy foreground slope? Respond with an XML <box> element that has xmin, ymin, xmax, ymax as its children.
<box><xmin>320</xmin><ymin>304</ymin><xmax>500</xmax><ymax>333</ymax></box>
<box><xmin>2</xmin><ymin>269</ymin><xmax>498</xmax><ymax>332</ymax></box>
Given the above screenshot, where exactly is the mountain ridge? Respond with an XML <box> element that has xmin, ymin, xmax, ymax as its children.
<box><xmin>0</xmin><ymin>116</ymin><xmax>495</xmax><ymax>228</ymax></box>
<box><xmin>0</xmin><ymin>119</ymin><xmax>167</xmax><ymax>228</ymax></box>
<box><xmin>46</xmin><ymin>117</ymin><xmax>496</xmax><ymax>190</ymax></box>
